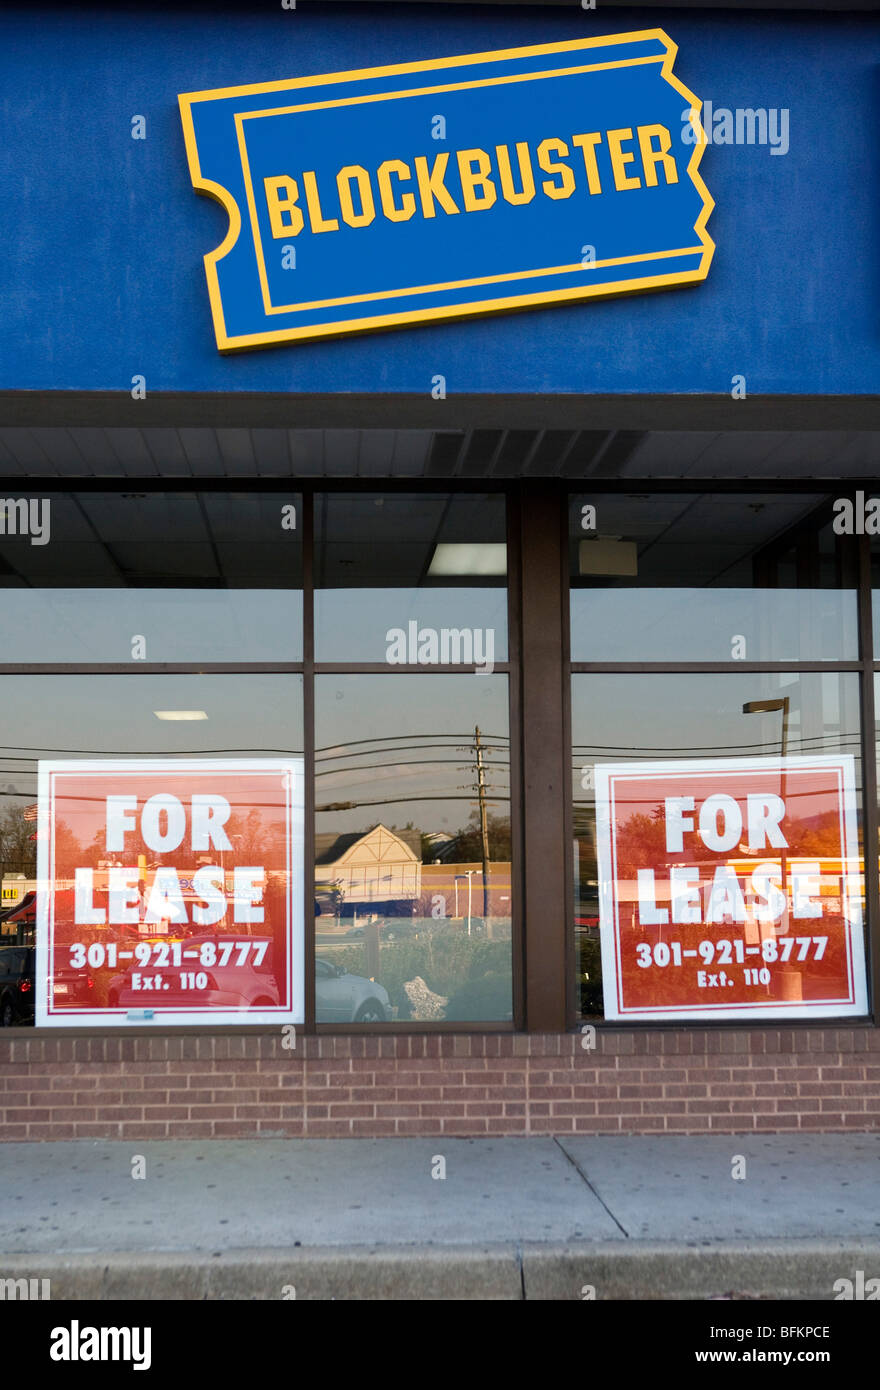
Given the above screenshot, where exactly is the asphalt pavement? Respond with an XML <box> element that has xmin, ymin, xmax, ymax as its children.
<box><xmin>1</xmin><ymin>1133</ymin><xmax>879</xmax><ymax>1299</ymax></box>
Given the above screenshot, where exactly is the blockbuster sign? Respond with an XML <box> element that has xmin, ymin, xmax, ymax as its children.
<box><xmin>179</xmin><ymin>31</ymin><xmax>715</xmax><ymax>350</ymax></box>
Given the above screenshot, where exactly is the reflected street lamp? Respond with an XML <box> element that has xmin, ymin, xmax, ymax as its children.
<box><xmin>742</xmin><ymin>697</ymin><xmax>790</xmax><ymax>758</ymax></box>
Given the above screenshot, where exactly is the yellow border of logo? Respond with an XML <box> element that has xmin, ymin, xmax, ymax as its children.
<box><xmin>178</xmin><ymin>29</ymin><xmax>714</xmax><ymax>352</ymax></box>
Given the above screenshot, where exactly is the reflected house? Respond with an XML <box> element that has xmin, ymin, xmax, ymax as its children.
<box><xmin>314</xmin><ymin>824</ymin><xmax>422</xmax><ymax>918</ymax></box>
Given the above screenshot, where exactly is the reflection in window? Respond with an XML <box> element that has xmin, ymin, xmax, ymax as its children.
<box><xmin>570</xmin><ymin>493</ymin><xmax>857</xmax><ymax>662</ymax></box>
<box><xmin>0</xmin><ymin>493</ymin><xmax>303</xmax><ymax>662</ymax></box>
<box><xmin>572</xmin><ymin>672</ymin><xmax>864</xmax><ymax>1019</ymax></box>
<box><xmin>0</xmin><ymin>677</ymin><xmax>303</xmax><ymax>1029</ymax></box>
<box><xmin>314</xmin><ymin>493</ymin><xmax>507</xmax><ymax>663</ymax></box>
<box><xmin>315</xmin><ymin>675</ymin><xmax>512</xmax><ymax>1023</ymax></box>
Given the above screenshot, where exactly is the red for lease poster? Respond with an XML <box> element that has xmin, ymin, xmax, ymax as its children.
<box><xmin>35</xmin><ymin>759</ymin><xmax>304</xmax><ymax>1027</ymax></box>
<box><xmin>595</xmin><ymin>756</ymin><xmax>868</xmax><ymax>1022</ymax></box>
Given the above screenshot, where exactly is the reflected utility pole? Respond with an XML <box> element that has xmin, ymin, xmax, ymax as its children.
<box><xmin>471</xmin><ymin>727</ymin><xmax>492</xmax><ymax>918</ymax></box>
<box><xmin>743</xmin><ymin>696</ymin><xmax>791</xmax><ymax>934</ymax></box>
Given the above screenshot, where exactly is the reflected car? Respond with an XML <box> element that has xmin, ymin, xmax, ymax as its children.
<box><xmin>105</xmin><ymin>938</ymin><xmax>392</xmax><ymax>1022</ymax></box>
<box><xmin>107</xmin><ymin>936</ymin><xmax>280</xmax><ymax>1013</ymax></box>
<box><xmin>0</xmin><ymin>945</ymin><xmax>35</xmax><ymax>1025</ymax></box>
<box><xmin>343</xmin><ymin>921</ymin><xmax>414</xmax><ymax>942</ymax></box>
<box><xmin>315</xmin><ymin>957</ymin><xmax>391</xmax><ymax>1022</ymax></box>
<box><xmin>0</xmin><ymin>943</ymin><xmax>94</xmax><ymax>1023</ymax></box>
<box><xmin>50</xmin><ymin>961</ymin><xmax>95</xmax><ymax>1008</ymax></box>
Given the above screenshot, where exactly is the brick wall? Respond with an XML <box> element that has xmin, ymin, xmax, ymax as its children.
<box><xmin>1</xmin><ymin>1028</ymin><xmax>879</xmax><ymax>1139</ymax></box>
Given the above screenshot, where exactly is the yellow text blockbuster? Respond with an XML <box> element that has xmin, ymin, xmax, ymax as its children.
<box><xmin>262</xmin><ymin>124</ymin><xmax>679</xmax><ymax>238</ymax></box>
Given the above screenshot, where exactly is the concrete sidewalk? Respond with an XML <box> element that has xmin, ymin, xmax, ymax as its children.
<box><xmin>1</xmin><ymin>1133</ymin><xmax>879</xmax><ymax>1299</ymax></box>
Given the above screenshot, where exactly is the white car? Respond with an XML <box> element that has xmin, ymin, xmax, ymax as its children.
<box><xmin>106</xmin><ymin>939</ymin><xmax>391</xmax><ymax>1022</ymax></box>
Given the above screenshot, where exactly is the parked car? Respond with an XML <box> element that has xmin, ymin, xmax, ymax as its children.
<box><xmin>107</xmin><ymin>935</ymin><xmax>279</xmax><ymax>1013</ymax></box>
<box><xmin>106</xmin><ymin>938</ymin><xmax>392</xmax><ymax>1022</ymax></box>
<box><xmin>343</xmin><ymin>920</ymin><xmax>413</xmax><ymax>942</ymax></box>
<box><xmin>315</xmin><ymin>957</ymin><xmax>391</xmax><ymax>1022</ymax></box>
<box><xmin>0</xmin><ymin>945</ymin><xmax>34</xmax><ymax>1025</ymax></box>
<box><xmin>0</xmin><ymin>944</ymin><xmax>93</xmax><ymax>1021</ymax></box>
<box><xmin>50</xmin><ymin>960</ymin><xmax>96</xmax><ymax>1009</ymax></box>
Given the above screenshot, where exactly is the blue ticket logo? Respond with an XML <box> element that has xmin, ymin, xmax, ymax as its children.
<box><xmin>179</xmin><ymin>31</ymin><xmax>714</xmax><ymax>351</ymax></box>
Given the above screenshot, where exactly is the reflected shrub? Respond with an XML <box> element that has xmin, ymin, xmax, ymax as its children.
<box><xmin>332</xmin><ymin>930</ymin><xmax>511</xmax><ymax>1020</ymax></box>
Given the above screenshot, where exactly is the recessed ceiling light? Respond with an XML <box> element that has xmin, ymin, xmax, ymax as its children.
<box><xmin>153</xmin><ymin>711</ymin><xmax>208</xmax><ymax>721</ymax></box>
<box><xmin>427</xmin><ymin>543</ymin><xmax>507</xmax><ymax>577</ymax></box>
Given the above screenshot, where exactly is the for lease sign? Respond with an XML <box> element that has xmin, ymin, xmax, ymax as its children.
<box><xmin>35</xmin><ymin>760</ymin><xmax>304</xmax><ymax>1027</ymax></box>
<box><xmin>596</xmin><ymin>756</ymin><xmax>868</xmax><ymax>1022</ymax></box>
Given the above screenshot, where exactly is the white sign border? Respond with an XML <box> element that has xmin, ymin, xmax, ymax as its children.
<box><xmin>595</xmin><ymin>754</ymin><xmax>869</xmax><ymax>1023</ymax></box>
<box><xmin>35</xmin><ymin>758</ymin><xmax>304</xmax><ymax>1029</ymax></box>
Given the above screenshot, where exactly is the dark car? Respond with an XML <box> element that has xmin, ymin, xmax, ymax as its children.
<box><xmin>50</xmin><ymin>961</ymin><xmax>96</xmax><ymax>1010</ymax></box>
<box><xmin>0</xmin><ymin>945</ymin><xmax>35</xmax><ymax>1025</ymax></box>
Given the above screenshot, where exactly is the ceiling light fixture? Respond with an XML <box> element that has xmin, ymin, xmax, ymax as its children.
<box><xmin>427</xmin><ymin>543</ymin><xmax>507</xmax><ymax>577</ymax></box>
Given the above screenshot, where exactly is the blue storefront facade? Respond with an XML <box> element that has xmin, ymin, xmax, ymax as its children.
<box><xmin>1</xmin><ymin>1</ymin><xmax>880</xmax><ymax>1142</ymax></box>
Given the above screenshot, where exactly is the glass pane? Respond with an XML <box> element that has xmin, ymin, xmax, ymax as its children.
<box><xmin>0</xmin><ymin>493</ymin><xmax>302</xmax><ymax>661</ymax></box>
<box><xmin>315</xmin><ymin>674</ymin><xmax>512</xmax><ymax>1023</ymax></box>
<box><xmin>572</xmin><ymin>672</ymin><xmax>866</xmax><ymax>1022</ymax></box>
<box><xmin>0</xmin><ymin>675</ymin><xmax>304</xmax><ymax>1027</ymax></box>
<box><xmin>315</xmin><ymin>493</ymin><xmax>507</xmax><ymax>663</ymax></box>
<box><xmin>570</xmin><ymin>493</ymin><xmax>857</xmax><ymax>662</ymax></box>
<box><xmin>866</xmin><ymin>509</ymin><xmax>880</xmax><ymax>655</ymax></box>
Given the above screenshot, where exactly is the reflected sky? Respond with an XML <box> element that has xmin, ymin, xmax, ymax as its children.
<box><xmin>0</xmin><ymin>674</ymin><xmax>304</xmax><ymax>815</ymax></box>
<box><xmin>316</xmin><ymin>674</ymin><xmax>510</xmax><ymax>838</ymax></box>
<box><xmin>0</xmin><ymin>590</ymin><xmax>302</xmax><ymax>663</ymax></box>
<box><xmin>571</xmin><ymin>671</ymin><xmax>862</xmax><ymax>796</ymax></box>
<box><xmin>315</xmin><ymin>587</ymin><xmax>508</xmax><ymax>663</ymax></box>
<box><xmin>570</xmin><ymin>588</ymin><xmax>857</xmax><ymax>663</ymax></box>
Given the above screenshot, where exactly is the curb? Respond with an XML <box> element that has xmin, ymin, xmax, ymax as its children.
<box><xmin>4</xmin><ymin>1240</ymin><xmax>880</xmax><ymax>1300</ymax></box>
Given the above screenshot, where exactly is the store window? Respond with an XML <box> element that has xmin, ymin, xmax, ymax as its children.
<box><xmin>569</xmin><ymin>492</ymin><xmax>857</xmax><ymax>663</ymax></box>
<box><xmin>314</xmin><ymin>674</ymin><xmax>512</xmax><ymax>1024</ymax></box>
<box><xmin>569</xmin><ymin>491</ymin><xmax>869</xmax><ymax>1027</ymax></box>
<box><xmin>0</xmin><ymin>488</ymin><xmax>305</xmax><ymax>1028</ymax></box>
<box><xmin>314</xmin><ymin>491</ymin><xmax>507</xmax><ymax>663</ymax></box>
<box><xmin>0</xmin><ymin>486</ymin><xmax>516</xmax><ymax>1030</ymax></box>
<box><xmin>0</xmin><ymin>491</ymin><xmax>303</xmax><ymax>662</ymax></box>
<box><xmin>572</xmin><ymin>671</ymin><xmax>867</xmax><ymax>1024</ymax></box>
<box><xmin>311</xmin><ymin>490</ymin><xmax>514</xmax><ymax>1026</ymax></box>
<box><xmin>0</xmin><ymin>675</ymin><xmax>304</xmax><ymax>1027</ymax></box>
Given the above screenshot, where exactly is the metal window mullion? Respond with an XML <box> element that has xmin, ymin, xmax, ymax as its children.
<box><xmin>302</xmin><ymin>491</ymin><xmax>316</xmax><ymax>1034</ymax></box>
<box><xmin>505</xmin><ymin>485</ymin><xmax>525</xmax><ymax>1031</ymax></box>
<box><xmin>857</xmin><ymin>531</ymin><xmax>879</xmax><ymax>1022</ymax></box>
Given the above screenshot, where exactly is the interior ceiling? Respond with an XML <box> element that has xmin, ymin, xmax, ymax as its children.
<box><xmin>0</xmin><ymin>489</ymin><xmax>829</xmax><ymax>591</ymax></box>
<box><xmin>0</xmin><ymin>427</ymin><xmax>877</xmax><ymax>480</ymax></box>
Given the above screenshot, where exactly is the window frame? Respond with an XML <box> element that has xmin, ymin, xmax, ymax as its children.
<box><xmin>0</xmin><ymin>479</ymin><xmax>523</xmax><ymax>1036</ymax></box>
<box><xmin>4</xmin><ymin>475</ymin><xmax>877</xmax><ymax>1037</ymax></box>
<box><xmin>564</xmin><ymin>481</ymin><xmax>880</xmax><ymax>1031</ymax></box>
